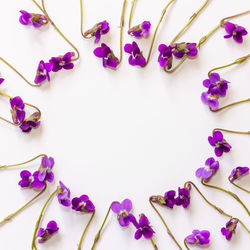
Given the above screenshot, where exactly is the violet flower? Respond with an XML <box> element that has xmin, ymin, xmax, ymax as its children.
<box><xmin>229</xmin><ymin>167</ymin><xmax>249</xmax><ymax>182</ymax></box>
<box><xmin>93</xmin><ymin>43</ymin><xmax>119</xmax><ymax>69</ymax></box>
<box><xmin>0</xmin><ymin>78</ymin><xmax>4</xmax><ymax>85</ymax></box>
<box><xmin>10</xmin><ymin>96</ymin><xmax>25</xmax><ymax>124</ymax></box>
<box><xmin>72</xmin><ymin>195</ymin><xmax>95</xmax><ymax>212</ymax></box>
<box><xmin>84</xmin><ymin>21</ymin><xmax>110</xmax><ymax>43</ymax></box>
<box><xmin>224</xmin><ymin>22</ymin><xmax>248</xmax><ymax>43</ymax></box>
<box><xmin>18</xmin><ymin>170</ymin><xmax>46</xmax><ymax>189</ymax></box>
<box><xmin>208</xmin><ymin>131</ymin><xmax>231</xmax><ymax>157</ymax></box>
<box><xmin>221</xmin><ymin>218</ymin><xmax>238</xmax><ymax>240</ymax></box>
<box><xmin>37</xmin><ymin>220</ymin><xmax>59</xmax><ymax>243</ymax></box>
<box><xmin>158</xmin><ymin>44</ymin><xmax>173</xmax><ymax>69</ymax></box>
<box><xmin>19</xmin><ymin>112</ymin><xmax>41</xmax><ymax>133</ymax></box>
<box><xmin>175</xmin><ymin>187</ymin><xmax>190</xmax><ymax>208</ymax></box>
<box><xmin>34</xmin><ymin>60</ymin><xmax>53</xmax><ymax>84</ymax></box>
<box><xmin>201</xmin><ymin>92</ymin><xmax>219</xmax><ymax>110</ymax></box>
<box><xmin>196</xmin><ymin>157</ymin><xmax>219</xmax><ymax>181</ymax></box>
<box><xmin>128</xmin><ymin>21</ymin><xmax>151</xmax><ymax>38</ymax></box>
<box><xmin>111</xmin><ymin>199</ymin><xmax>133</xmax><ymax>227</ymax></box>
<box><xmin>49</xmin><ymin>52</ymin><xmax>75</xmax><ymax>72</ymax></box>
<box><xmin>57</xmin><ymin>181</ymin><xmax>71</xmax><ymax>207</ymax></box>
<box><xmin>37</xmin><ymin>156</ymin><xmax>55</xmax><ymax>183</ymax></box>
<box><xmin>185</xmin><ymin>229</ymin><xmax>210</xmax><ymax>245</ymax></box>
<box><xmin>163</xmin><ymin>190</ymin><xmax>176</xmax><ymax>209</ymax></box>
<box><xmin>124</xmin><ymin>41</ymin><xmax>146</xmax><ymax>66</ymax></box>
<box><xmin>19</xmin><ymin>10</ymin><xmax>48</xmax><ymax>28</ymax></box>
<box><xmin>172</xmin><ymin>42</ymin><xmax>198</xmax><ymax>59</ymax></box>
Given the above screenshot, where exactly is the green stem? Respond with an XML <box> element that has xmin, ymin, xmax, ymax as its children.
<box><xmin>229</xmin><ymin>177</ymin><xmax>250</xmax><ymax>194</ymax></box>
<box><xmin>0</xmin><ymin>184</ymin><xmax>46</xmax><ymax>226</ymax></box>
<box><xmin>184</xmin><ymin>239</ymin><xmax>191</xmax><ymax>250</ymax></box>
<box><xmin>213</xmin><ymin>128</ymin><xmax>250</xmax><ymax>135</ymax></box>
<box><xmin>0</xmin><ymin>154</ymin><xmax>46</xmax><ymax>169</ymax></box>
<box><xmin>32</xmin><ymin>0</ymin><xmax>80</xmax><ymax>61</ymax></box>
<box><xmin>221</xmin><ymin>9</ymin><xmax>250</xmax><ymax>25</ymax></box>
<box><xmin>150</xmin><ymin>237</ymin><xmax>158</xmax><ymax>250</ymax></box>
<box><xmin>149</xmin><ymin>197</ymin><xmax>182</xmax><ymax>250</ymax></box>
<box><xmin>77</xmin><ymin>210</ymin><xmax>95</xmax><ymax>250</ymax></box>
<box><xmin>210</xmin><ymin>98</ymin><xmax>250</xmax><ymax>112</ymax></box>
<box><xmin>91</xmin><ymin>206</ymin><xmax>111</xmax><ymax>250</ymax></box>
<box><xmin>31</xmin><ymin>188</ymin><xmax>58</xmax><ymax>250</ymax></box>
<box><xmin>0</xmin><ymin>57</ymin><xmax>41</xmax><ymax>87</ymax></box>
<box><xmin>80</xmin><ymin>0</ymin><xmax>92</xmax><ymax>39</ymax></box>
<box><xmin>128</xmin><ymin>0</ymin><xmax>136</xmax><ymax>29</ymax></box>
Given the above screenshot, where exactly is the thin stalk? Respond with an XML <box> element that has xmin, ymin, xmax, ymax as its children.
<box><xmin>129</xmin><ymin>0</ymin><xmax>136</xmax><ymax>29</ymax></box>
<box><xmin>229</xmin><ymin>177</ymin><xmax>250</xmax><ymax>194</ymax></box>
<box><xmin>210</xmin><ymin>98</ymin><xmax>250</xmax><ymax>112</ymax></box>
<box><xmin>184</xmin><ymin>239</ymin><xmax>191</xmax><ymax>250</ymax></box>
<box><xmin>150</xmin><ymin>237</ymin><xmax>158</xmax><ymax>250</ymax></box>
<box><xmin>221</xmin><ymin>9</ymin><xmax>250</xmax><ymax>25</ymax></box>
<box><xmin>0</xmin><ymin>154</ymin><xmax>46</xmax><ymax>169</ymax></box>
<box><xmin>213</xmin><ymin>128</ymin><xmax>250</xmax><ymax>135</ymax></box>
<box><xmin>77</xmin><ymin>211</ymin><xmax>95</xmax><ymax>250</ymax></box>
<box><xmin>80</xmin><ymin>0</ymin><xmax>92</xmax><ymax>39</ymax></box>
<box><xmin>0</xmin><ymin>184</ymin><xmax>46</xmax><ymax>226</ymax></box>
<box><xmin>91</xmin><ymin>206</ymin><xmax>111</xmax><ymax>250</ymax></box>
<box><xmin>149</xmin><ymin>197</ymin><xmax>182</xmax><ymax>250</ymax></box>
<box><xmin>31</xmin><ymin>188</ymin><xmax>58</xmax><ymax>250</ymax></box>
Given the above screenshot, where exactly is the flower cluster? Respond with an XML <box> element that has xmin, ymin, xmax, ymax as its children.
<box><xmin>196</xmin><ymin>157</ymin><xmax>219</xmax><ymax>182</ymax></box>
<box><xmin>84</xmin><ymin>21</ymin><xmax>110</xmax><ymax>43</ymax></box>
<box><xmin>19</xmin><ymin>10</ymin><xmax>48</xmax><ymax>28</ymax></box>
<box><xmin>128</xmin><ymin>21</ymin><xmax>151</xmax><ymax>38</ymax></box>
<box><xmin>35</xmin><ymin>52</ymin><xmax>75</xmax><ymax>84</ymax></box>
<box><xmin>223</xmin><ymin>22</ymin><xmax>248</xmax><ymax>43</ymax></box>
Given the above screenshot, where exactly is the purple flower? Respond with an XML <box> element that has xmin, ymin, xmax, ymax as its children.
<box><xmin>229</xmin><ymin>167</ymin><xmax>249</xmax><ymax>182</ymax></box>
<box><xmin>221</xmin><ymin>218</ymin><xmax>238</xmax><ymax>240</ymax></box>
<box><xmin>72</xmin><ymin>195</ymin><xmax>95</xmax><ymax>212</ymax></box>
<box><xmin>10</xmin><ymin>96</ymin><xmax>26</xmax><ymax>124</ymax></box>
<box><xmin>0</xmin><ymin>78</ymin><xmax>4</xmax><ymax>85</ymax></box>
<box><xmin>172</xmin><ymin>42</ymin><xmax>198</xmax><ymax>59</ymax></box>
<box><xmin>49</xmin><ymin>52</ymin><xmax>75</xmax><ymax>72</ymax></box>
<box><xmin>175</xmin><ymin>187</ymin><xmax>190</xmax><ymax>208</ymax></box>
<box><xmin>111</xmin><ymin>199</ymin><xmax>132</xmax><ymax>227</ymax></box>
<box><xmin>196</xmin><ymin>157</ymin><xmax>219</xmax><ymax>181</ymax></box>
<box><xmin>19</xmin><ymin>112</ymin><xmax>41</xmax><ymax>133</ymax></box>
<box><xmin>18</xmin><ymin>170</ymin><xmax>45</xmax><ymax>189</ymax></box>
<box><xmin>128</xmin><ymin>21</ymin><xmax>151</xmax><ymax>38</ymax></box>
<box><xmin>37</xmin><ymin>220</ymin><xmax>59</xmax><ymax>243</ymax></box>
<box><xmin>203</xmin><ymin>73</ymin><xmax>230</xmax><ymax>97</ymax></box>
<box><xmin>163</xmin><ymin>190</ymin><xmax>176</xmax><ymax>208</ymax></box>
<box><xmin>158</xmin><ymin>44</ymin><xmax>173</xmax><ymax>69</ymax></box>
<box><xmin>34</xmin><ymin>60</ymin><xmax>53</xmax><ymax>84</ymax></box>
<box><xmin>19</xmin><ymin>10</ymin><xmax>48</xmax><ymax>28</ymax></box>
<box><xmin>57</xmin><ymin>181</ymin><xmax>71</xmax><ymax>207</ymax></box>
<box><xmin>185</xmin><ymin>229</ymin><xmax>210</xmax><ymax>245</ymax></box>
<box><xmin>93</xmin><ymin>43</ymin><xmax>119</xmax><ymax>69</ymax></box>
<box><xmin>224</xmin><ymin>22</ymin><xmax>248</xmax><ymax>43</ymax></box>
<box><xmin>84</xmin><ymin>21</ymin><xmax>110</xmax><ymax>43</ymax></box>
<box><xmin>201</xmin><ymin>92</ymin><xmax>219</xmax><ymax>110</ymax></box>
<box><xmin>37</xmin><ymin>156</ymin><xmax>55</xmax><ymax>183</ymax></box>
<box><xmin>208</xmin><ymin>131</ymin><xmax>231</xmax><ymax>157</ymax></box>
<box><xmin>124</xmin><ymin>42</ymin><xmax>146</xmax><ymax>66</ymax></box>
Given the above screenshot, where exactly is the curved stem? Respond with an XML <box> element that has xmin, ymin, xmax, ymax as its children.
<box><xmin>24</xmin><ymin>101</ymin><xmax>42</xmax><ymax>120</ymax></box>
<box><xmin>149</xmin><ymin>197</ymin><xmax>182</xmax><ymax>250</ymax></box>
<box><xmin>129</xmin><ymin>0</ymin><xmax>136</xmax><ymax>29</ymax></box>
<box><xmin>221</xmin><ymin>9</ymin><xmax>250</xmax><ymax>25</ymax></box>
<box><xmin>0</xmin><ymin>57</ymin><xmax>41</xmax><ymax>87</ymax></box>
<box><xmin>32</xmin><ymin>0</ymin><xmax>80</xmax><ymax>61</ymax></box>
<box><xmin>171</xmin><ymin>0</ymin><xmax>210</xmax><ymax>44</ymax></box>
<box><xmin>0</xmin><ymin>184</ymin><xmax>46</xmax><ymax>226</ymax></box>
<box><xmin>91</xmin><ymin>206</ymin><xmax>111</xmax><ymax>250</ymax></box>
<box><xmin>184</xmin><ymin>239</ymin><xmax>191</xmax><ymax>250</ymax></box>
<box><xmin>213</xmin><ymin>127</ymin><xmax>250</xmax><ymax>135</ymax></box>
<box><xmin>31</xmin><ymin>188</ymin><xmax>58</xmax><ymax>250</ymax></box>
<box><xmin>77</xmin><ymin>211</ymin><xmax>95</xmax><ymax>250</ymax></box>
<box><xmin>150</xmin><ymin>237</ymin><xmax>158</xmax><ymax>250</ymax></box>
<box><xmin>80</xmin><ymin>0</ymin><xmax>92</xmax><ymax>39</ymax></box>
<box><xmin>229</xmin><ymin>177</ymin><xmax>250</xmax><ymax>194</ymax></box>
<box><xmin>211</xmin><ymin>98</ymin><xmax>250</xmax><ymax>112</ymax></box>
<box><xmin>0</xmin><ymin>154</ymin><xmax>46</xmax><ymax>169</ymax></box>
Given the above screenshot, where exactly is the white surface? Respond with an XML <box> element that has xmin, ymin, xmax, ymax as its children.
<box><xmin>0</xmin><ymin>0</ymin><xmax>250</xmax><ymax>249</ymax></box>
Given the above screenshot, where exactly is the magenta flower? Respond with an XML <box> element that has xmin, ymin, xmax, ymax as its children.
<box><xmin>221</xmin><ymin>218</ymin><xmax>238</xmax><ymax>240</ymax></box>
<box><xmin>229</xmin><ymin>167</ymin><xmax>249</xmax><ymax>182</ymax></box>
<box><xmin>72</xmin><ymin>195</ymin><xmax>95</xmax><ymax>212</ymax></box>
<box><xmin>19</xmin><ymin>10</ymin><xmax>48</xmax><ymax>28</ymax></box>
<box><xmin>111</xmin><ymin>199</ymin><xmax>133</xmax><ymax>227</ymax></box>
<box><xmin>10</xmin><ymin>96</ymin><xmax>26</xmax><ymax>124</ymax></box>
<box><xmin>124</xmin><ymin>42</ymin><xmax>146</xmax><ymax>66</ymax></box>
<box><xmin>196</xmin><ymin>157</ymin><xmax>219</xmax><ymax>181</ymax></box>
<box><xmin>224</xmin><ymin>22</ymin><xmax>248</xmax><ymax>43</ymax></box>
<box><xmin>57</xmin><ymin>181</ymin><xmax>71</xmax><ymax>207</ymax></box>
<box><xmin>34</xmin><ymin>60</ymin><xmax>53</xmax><ymax>84</ymax></box>
<box><xmin>201</xmin><ymin>92</ymin><xmax>219</xmax><ymax>110</ymax></box>
<box><xmin>18</xmin><ymin>170</ymin><xmax>46</xmax><ymax>189</ymax></box>
<box><xmin>84</xmin><ymin>21</ymin><xmax>110</xmax><ymax>43</ymax></box>
<box><xmin>185</xmin><ymin>230</ymin><xmax>210</xmax><ymax>245</ymax></box>
<box><xmin>175</xmin><ymin>187</ymin><xmax>190</xmax><ymax>208</ymax></box>
<box><xmin>0</xmin><ymin>78</ymin><xmax>4</xmax><ymax>85</ymax></box>
<box><xmin>49</xmin><ymin>52</ymin><xmax>75</xmax><ymax>72</ymax></box>
<box><xmin>19</xmin><ymin>112</ymin><xmax>41</xmax><ymax>133</ymax></box>
<box><xmin>37</xmin><ymin>156</ymin><xmax>55</xmax><ymax>183</ymax></box>
<box><xmin>172</xmin><ymin>42</ymin><xmax>198</xmax><ymax>59</ymax></box>
<box><xmin>37</xmin><ymin>220</ymin><xmax>59</xmax><ymax>243</ymax></box>
<box><xmin>158</xmin><ymin>44</ymin><xmax>173</xmax><ymax>69</ymax></box>
<box><xmin>208</xmin><ymin>131</ymin><xmax>231</xmax><ymax>157</ymax></box>
<box><xmin>94</xmin><ymin>43</ymin><xmax>119</xmax><ymax>69</ymax></box>
<box><xmin>164</xmin><ymin>190</ymin><xmax>176</xmax><ymax>208</ymax></box>
<box><xmin>128</xmin><ymin>21</ymin><xmax>151</xmax><ymax>38</ymax></box>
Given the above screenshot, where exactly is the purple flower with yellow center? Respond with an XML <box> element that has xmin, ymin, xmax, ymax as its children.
<box><xmin>37</xmin><ymin>220</ymin><xmax>59</xmax><ymax>243</ymax></box>
<box><xmin>164</xmin><ymin>190</ymin><xmax>176</xmax><ymax>208</ymax></box>
<box><xmin>229</xmin><ymin>167</ymin><xmax>249</xmax><ymax>182</ymax></box>
<box><xmin>208</xmin><ymin>131</ymin><xmax>231</xmax><ymax>157</ymax></box>
<box><xmin>19</xmin><ymin>10</ymin><xmax>48</xmax><ymax>28</ymax></box>
<box><xmin>158</xmin><ymin>44</ymin><xmax>173</xmax><ymax>69</ymax></box>
<box><xmin>19</xmin><ymin>111</ymin><xmax>41</xmax><ymax>133</ymax></box>
<box><xmin>221</xmin><ymin>218</ymin><xmax>238</xmax><ymax>240</ymax></box>
<box><xmin>18</xmin><ymin>170</ymin><xmax>46</xmax><ymax>189</ymax></box>
<box><xmin>124</xmin><ymin>41</ymin><xmax>146</xmax><ymax>66</ymax></box>
<box><xmin>10</xmin><ymin>96</ymin><xmax>26</xmax><ymax>124</ymax></box>
<box><xmin>72</xmin><ymin>195</ymin><xmax>95</xmax><ymax>212</ymax></box>
<box><xmin>34</xmin><ymin>60</ymin><xmax>53</xmax><ymax>84</ymax></box>
<box><xmin>84</xmin><ymin>21</ymin><xmax>110</xmax><ymax>43</ymax></box>
<box><xmin>201</xmin><ymin>92</ymin><xmax>219</xmax><ymax>110</ymax></box>
<box><xmin>185</xmin><ymin>230</ymin><xmax>210</xmax><ymax>245</ymax></box>
<box><xmin>175</xmin><ymin>187</ymin><xmax>190</xmax><ymax>208</ymax></box>
<box><xmin>128</xmin><ymin>21</ymin><xmax>151</xmax><ymax>38</ymax></box>
<box><xmin>57</xmin><ymin>181</ymin><xmax>71</xmax><ymax>207</ymax></box>
<box><xmin>49</xmin><ymin>52</ymin><xmax>75</xmax><ymax>72</ymax></box>
<box><xmin>224</xmin><ymin>22</ymin><xmax>248</xmax><ymax>43</ymax></box>
<box><xmin>94</xmin><ymin>43</ymin><xmax>119</xmax><ymax>69</ymax></box>
<box><xmin>196</xmin><ymin>157</ymin><xmax>219</xmax><ymax>181</ymax></box>
<box><xmin>111</xmin><ymin>199</ymin><xmax>132</xmax><ymax>227</ymax></box>
<box><xmin>37</xmin><ymin>156</ymin><xmax>54</xmax><ymax>183</ymax></box>
<box><xmin>172</xmin><ymin>42</ymin><xmax>198</xmax><ymax>59</ymax></box>
<box><xmin>203</xmin><ymin>73</ymin><xmax>230</xmax><ymax>97</ymax></box>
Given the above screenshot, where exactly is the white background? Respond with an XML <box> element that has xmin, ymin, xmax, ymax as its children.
<box><xmin>0</xmin><ymin>0</ymin><xmax>250</xmax><ymax>249</ymax></box>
